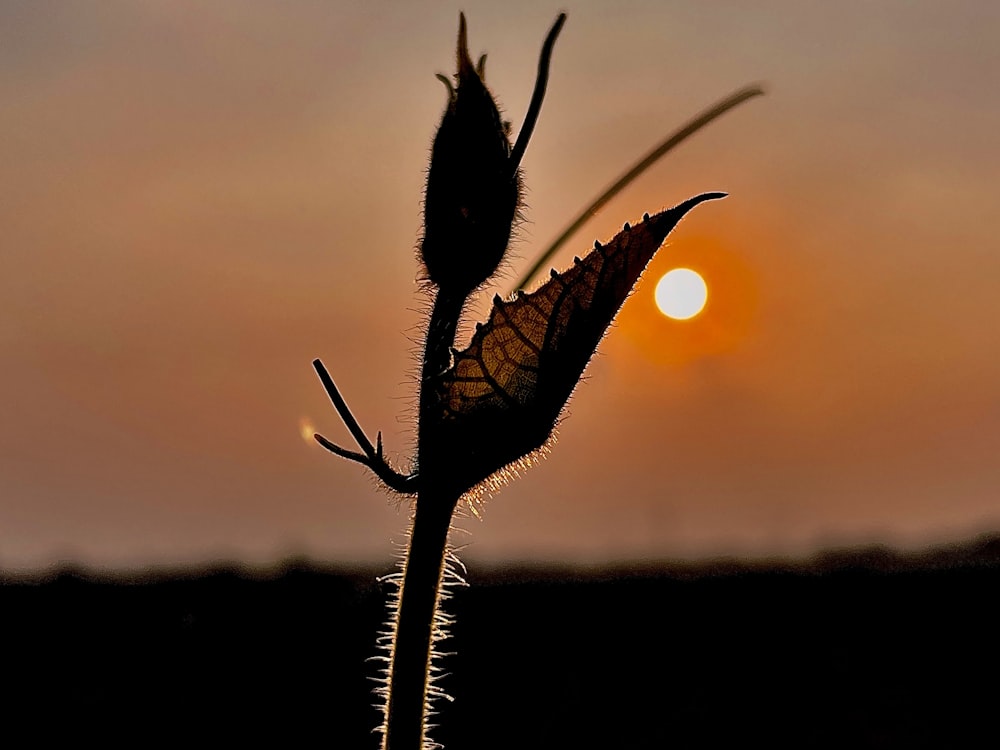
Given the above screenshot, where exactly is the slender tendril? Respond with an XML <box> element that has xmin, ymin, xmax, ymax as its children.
<box><xmin>511</xmin><ymin>84</ymin><xmax>764</xmax><ymax>292</ymax></box>
<box><xmin>509</xmin><ymin>13</ymin><xmax>567</xmax><ymax>173</ymax></box>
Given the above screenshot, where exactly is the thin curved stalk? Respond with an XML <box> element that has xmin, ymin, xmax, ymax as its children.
<box><xmin>511</xmin><ymin>84</ymin><xmax>764</xmax><ymax>292</ymax></box>
<box><xmin>509</xmin><ymin>13</ymin><xmax>567</xmax><ymax>173</ymax></box>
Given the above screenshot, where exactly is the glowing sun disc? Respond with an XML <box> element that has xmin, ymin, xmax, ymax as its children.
<box><xmin>654</xmin><ymin>268</ymin><xmax>708</xmax><ymax>320</ymax></box>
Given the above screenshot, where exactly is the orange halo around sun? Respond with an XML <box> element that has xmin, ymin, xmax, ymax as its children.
<box><xmin>613</xmin><ymin>232</ymin><xmax>758</xmax><ymax>367</ymax></box>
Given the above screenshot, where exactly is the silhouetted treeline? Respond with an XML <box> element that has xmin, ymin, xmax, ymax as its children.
<box><xmin>3</xmin><ymin>535</ymin><xmax>998</xmax><ymax>748</ymax></box>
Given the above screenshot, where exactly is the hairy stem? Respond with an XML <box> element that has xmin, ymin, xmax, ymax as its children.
<box><xmin>383</xmin><ymin>490</ymin><xmax>457</xmax><ymax>750</ymax></box>
<box><xmin>383</xmin><ymin>288</ymin><xmax>467</xmax><ymax>750</ymax></box>
<box><xmin>419</xmin><ymin>291</ymin><xmax>466</xmax><ymax>406</ymax></box>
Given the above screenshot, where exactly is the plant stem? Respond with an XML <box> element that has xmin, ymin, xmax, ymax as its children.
<box><xmin>383</xmin><ymin>490</ymin><xmax>457</xmax><ymax>750</ymax></box>
<box><xmin>419</xmin><ymin>291</ymin><xmax>466</xmax><ymax>403</ymax></box>
<box><xmin>383</xmin><ymin>288</ymin><xmax>466</xmax><ymax>750</ymax></box>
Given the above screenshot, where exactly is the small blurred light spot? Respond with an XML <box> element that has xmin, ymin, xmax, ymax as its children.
<box><xmin>299</xmin><ymin>418</ymin><xmax>316</xmax><ymax>446</ymax></box>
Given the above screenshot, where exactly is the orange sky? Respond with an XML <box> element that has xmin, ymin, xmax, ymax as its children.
<box><xmin>3</xmin><ymin>1</ymin><xmax>999</xmax><ymax>569</ymax></box>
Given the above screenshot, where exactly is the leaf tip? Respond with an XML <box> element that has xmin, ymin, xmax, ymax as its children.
<box><xmin>673</xmin><ymin>191</ymin><xmax>728</xmax><ymax>215</ymax></box>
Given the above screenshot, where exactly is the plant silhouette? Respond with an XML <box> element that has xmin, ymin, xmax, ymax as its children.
<box><xmin>312</xmin><ymin>13</ymin><xmax>761</xmax><ymax>750</ymax></box>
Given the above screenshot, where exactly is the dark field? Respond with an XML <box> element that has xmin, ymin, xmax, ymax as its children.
<box><xmin>4</xmin><ymin>537</ymin><xmax>998</xmax><ymax>748</ymax></box>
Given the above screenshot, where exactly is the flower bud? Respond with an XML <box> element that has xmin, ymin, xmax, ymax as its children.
<box><xmin>420</xmin><ymin>14</ymin><xmax>520</xmax><ymax>295</ymax></box>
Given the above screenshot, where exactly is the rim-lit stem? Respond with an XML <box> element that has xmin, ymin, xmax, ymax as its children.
<box><xmin>383</xmin><ymin>285</ymin><xmax>467</xmax><ymax>750</ymax></box>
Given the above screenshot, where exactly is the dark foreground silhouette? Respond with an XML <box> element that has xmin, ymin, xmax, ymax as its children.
<box><xmin>3</xmin><ymin>535</ymin><xmax>998</xmax><ymax>748</ymax></box>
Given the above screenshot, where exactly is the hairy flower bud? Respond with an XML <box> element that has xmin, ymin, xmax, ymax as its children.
<box><xmin>420</xmin><ymin>14</ymin><xmax>520</xmax><ymax>295</ymax></box>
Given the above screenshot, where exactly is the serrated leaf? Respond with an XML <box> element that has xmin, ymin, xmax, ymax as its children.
<box><xmin>425</xmin><ymin>192</ymin><xmax>724</xmax><ymax>495</ymax></box>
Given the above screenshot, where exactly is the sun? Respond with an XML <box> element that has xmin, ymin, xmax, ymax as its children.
<box><xmin>654</xmin><ymin>268</ymin><xmax>708</xmax><ymax>320</ymax></box>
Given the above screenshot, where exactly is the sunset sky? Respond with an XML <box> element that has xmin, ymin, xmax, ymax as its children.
<box><xmin>3</xmin><ymin>1</ymin><xmax>999</xmax><ymax>570</ymax></box>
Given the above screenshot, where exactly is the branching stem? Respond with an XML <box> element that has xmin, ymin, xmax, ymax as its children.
<box><xmin>310</xmin><ymin>14</ymin><xmax>762</xmax><ymax>750</ymax></box>
<box><xmin>312</xmin><ymin>359</ymin><xmax>418</xmax><ymax>494</ymax></box>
